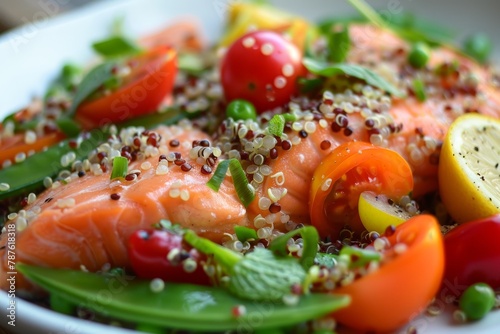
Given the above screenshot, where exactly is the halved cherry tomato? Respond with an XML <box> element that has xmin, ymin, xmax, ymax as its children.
<box><xmin>128</xmin><ymin>229</ymin><xmax>211</xmax><ymax>286</ymax></box>
<box><xmin>75</xmin><ymin>46</ymin><xmax>177</xmax><ymax>128</ymax></box>
<box><xmin>0</xmin><ymin>131</ymin><xmax>65</xmax><ymax>167</ymax></box>
<box><xmin>220</xmin><ymin>30</ymin><xmax>305</xmax><ymax>113</ymax></box>
<box><xmin>332</xmin><ymin>215</ymin><xmax>445</xmax><ymax>332</ymax></box>
<box><xmin>309</xmin><ymin>141</ymin><xmax>414</xmax><ymax>240</ymax></box>
<box><xmin>442</xmin><ymin>214</ymin><xmax>500</xmax><ymax>297</ymax></box>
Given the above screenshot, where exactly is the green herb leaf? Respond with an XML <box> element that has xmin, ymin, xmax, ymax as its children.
<box><xmin>303</xmin><ymin>58</ymin><xmax>403</xmax><ymax>97</ymax></box>
<box><xmin>92</xmin><ymin>36</ymin><xmax>142</xmax><ymax>58</ymax></box>
<box><xmin>110</xmin><ymin>156</ymin><xmax>129</xmax><ymax>180</ymax></box>
<box><xmin>18</xmin><ymin>263</ymin><xmax>350</xmax><ymax>330</ymax></box>
<box><xmin>234</xmin><ymin>226</ymin><xmax>258</xmax><ymax>242</ymax></box>
<box><xmin>55</xmin><ymin>116</ymin><xmax>82</xmax><ymax>137</ymax></box>
<box><xmin>269</xmin><ymin>226</ymin><xmax>319</xmax><ymax>270</ymax></box>
<box><xmin>298</xmin><ymin>77</ymin><xmax>324</xmax><ymax>94</ymax></box>
<box><xmin>206</xmin><ymin>160</ymin><xmax>230</xmax><ymax>192</ymax></box>
<box><xmin>327</xmin><ymin>24</ymin><xmax>350</xmax><ymax>63</ymax></box>
<box><xmin>348</xmin><ymin>0</ymin><xmax>454</xmax><ymax>47</ymax></box>
<box><xmin>67</xmin><ymin>61</ymin><xmax>116</xmax><ymax>117</ymax></box>
<box><xmin>463</xmin><ymin>33</ymin><xmax>492</xmax><ymax>64</ymax></box>
<box><xmin>412</xmin><ymin>79</ymin><xmax>427</xmax><ymax>102</ymax></box>
<box><xmin>268</xmin><ymin>114</ymin><xmax>286</xmax><ymax>137</ymax></box>
<box><xmin>315</xmin><ymin>253</ymin><xmax>338</xmax><ymax>269</ymax></box>
<box><xmin>228</xmin><ymin>159</ymin><xmax>255</xmax><ymax>207</ymax></box>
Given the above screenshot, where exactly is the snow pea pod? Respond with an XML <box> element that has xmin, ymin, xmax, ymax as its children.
<box><xmin>0</xmin><ymin>109</ymin><xmax>193</xmax><ymax>201</ymax></box>
<box><xmin>0</xmin><ymin>129</ymin><xmax>107</xmax><ymax>200</ymax></box>
<box><xmin>17</xmin><ymin>264</ymin><xmax>350</xmax><ymax>332</ymax></box>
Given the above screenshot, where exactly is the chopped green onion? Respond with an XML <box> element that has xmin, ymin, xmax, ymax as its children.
<box><xmin>234</xmin><ymin>226</ymin><xmax>258</xmax><ymax>242</ymax></box>
<box><xmin>412</xmin><ymin>79</ymin><xmax>427</xmax><ymax>102</ymax></box>
<box><xmin>228</xmin><ymin>159</ymin><xmax>255</xmax><ymax>207</ymax></box>
<box><xmin>110</xmin><ymin>156</ymin><xmax>129</xmax><ymax>180</ymax></box>
<box><xmin>269</xmin><ymin>226</ymin><xmax>319</xmax><ymax>270</ymax></box>
<box><xmin>92</xmin><ymin>36</ymin><xmax>142</xmax><ymax>58</ymax></box>
<box><xmin>339</xmin><ymin>246</ymin><xmax>381</xmax><ymax>269</ymax></box>
<box><xmin>268</xmin><ymin>114</ymin><xmax>286</xmax><ymax>137</ymax></box>
<box><xmin>206</xmin><ymin>160</ymin><xmax>230</xmax><ymax>191</ymax></box>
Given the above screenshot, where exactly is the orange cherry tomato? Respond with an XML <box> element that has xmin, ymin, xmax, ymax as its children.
<box><xmin>0</xmin><ymin>131</ymin><xmax>65</xmax><ymax>167</ymax></box>
<box><xmin>333</xmin><ymin>215</ymin><xmax>445</xmax><ymax>332</ymax></box>
<box><xmin>75</xmin><ymin>46</ymin><xmax>177</xmax><ymax>128</ymax></box>
<box><xmin>309</xmin><ymin>141</ymin><xmax>414</xmax><ymax>240</ymax></box>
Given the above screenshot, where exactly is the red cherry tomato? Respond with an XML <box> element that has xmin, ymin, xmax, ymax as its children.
<box><xmin>442</xmin><ymin>214</ymin><xmax>500</xmax><ymax>297</ymax></box>
<box><xmin>75</xmin><ymin>46</ymin><xmax>177</xmax><ymax>128</ymax></box>
<box><xmin>128</xmin><ymin>229</ymin><xmax>211</xmax><ymax>286</ymax></box>
<box><xmin>220</xmin><ymin>30</ymin><xmax>304</xmax><ymax>113</ymax></box>
<box><xmin>333</xmin><ymin>215</ymin><xmax>445</xmax><ymax>332</ymax></box>
<box><xmin>309</xmin><ymin>141</ymin><xmax>414</xmax><ymax>240</ymax></box>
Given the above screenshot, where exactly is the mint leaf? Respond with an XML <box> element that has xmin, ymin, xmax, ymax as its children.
<box><xmin>303</xmin><ymin>58</ymin><xmax>404</xmax><ymax>97</ymax></box>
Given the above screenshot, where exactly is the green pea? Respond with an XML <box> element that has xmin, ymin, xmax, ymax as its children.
<box><xmin>463</xmin><ymin>33</ymin><xmax>492</xmax><ymax>64</ymax></box>
<box><xmin>226</xmin><ymin>99</ymin><xmax>257</xmax><ymax>121</ymax></box>
<box><xmin>408</xmin><ymin>42</ymin><xmax>431</xmax><ymax>69</ymax></box>
<box><xmin>459</xmin><ymin>283</ymin><xmax>496</xmax><ymax>320</ymax></box>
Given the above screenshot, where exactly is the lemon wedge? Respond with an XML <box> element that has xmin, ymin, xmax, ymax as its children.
<box><xmin>358</xmin><ymin>191</ymin><xmax>412</xmax><ymax>234</ymax></box>
<box><xmin>219</xmin><ymin>2</ymin><xmax>312</xmax><ymax>49</ymax></box>
<box><xmin>438</xmin><ymin>113</ymin><xmax>500</xmax><ymax>223</ymax></box>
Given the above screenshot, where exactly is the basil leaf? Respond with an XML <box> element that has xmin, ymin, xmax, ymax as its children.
<box><xmin>327</xmin><ymin>24</ymin><xmax>350</xmax><ymax>63</ymax></box>
<box><xmin>387</xmin><ymin>13</ymin><xmax>454</xmax><ymax>46</ymax></box>
<box><xmin>67</xmin><ymin>61</ymin><xmax>116</xmax><ymax>117</ymax></box>
<box><xmin>298</xmin><ymin>77</ymin><xmax>323</xmax><ymax>94</ymax></box>
<box><xmin>303</xmin><ymin>58</ymin><xmax>404</xmax><ymax>97</ymax></box>
<box><xmin>92</xmin><ymin>36</ymin><xmax>142</xmax><ymax>58</ymax></box>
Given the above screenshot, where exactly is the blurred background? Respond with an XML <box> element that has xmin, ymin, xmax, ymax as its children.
<box><xmin>0</xmin><ymin>0</ymin><xmax>499</xmax><ymax>57</ymax></box>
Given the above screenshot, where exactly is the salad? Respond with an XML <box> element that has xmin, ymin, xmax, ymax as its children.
<box><xmin>1</xmin><ymin>0</ymin><xmax>499</xmax><ymax>333</ymax></box>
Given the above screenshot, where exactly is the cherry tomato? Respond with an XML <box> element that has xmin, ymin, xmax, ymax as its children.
<box><xmin>75</xmin><ymin>46</ymin><xmax>177</xmax><ymax>128</ymax></box>
<box><xmin>128</xmin><ymin>229</ymin><xmax>211</xmax><ymax>286</ymax></box>
<box><xmin>332</xmin><ymin>215</ymin><xmax>445</xmax><ymax>332</ymax></box>
<box><xmin>220</xmin><ymin>30</ymin><xmax>304</xmax><ymax>113</ymax></box>
<box><xmin>309</xmin><ymin>141</ymin><xmax>414</xmax><ymax>240</ymax></box>
<box><xmin>442</xmin><ymin>214</ymin><xmax>500</xmax><ymax>297</ymax></box>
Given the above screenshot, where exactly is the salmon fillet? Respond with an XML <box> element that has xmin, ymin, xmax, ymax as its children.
<box><xmin>2</xmin><ymin>24</ymin><xmax>500</xmax><ymax>292</ymax></box>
